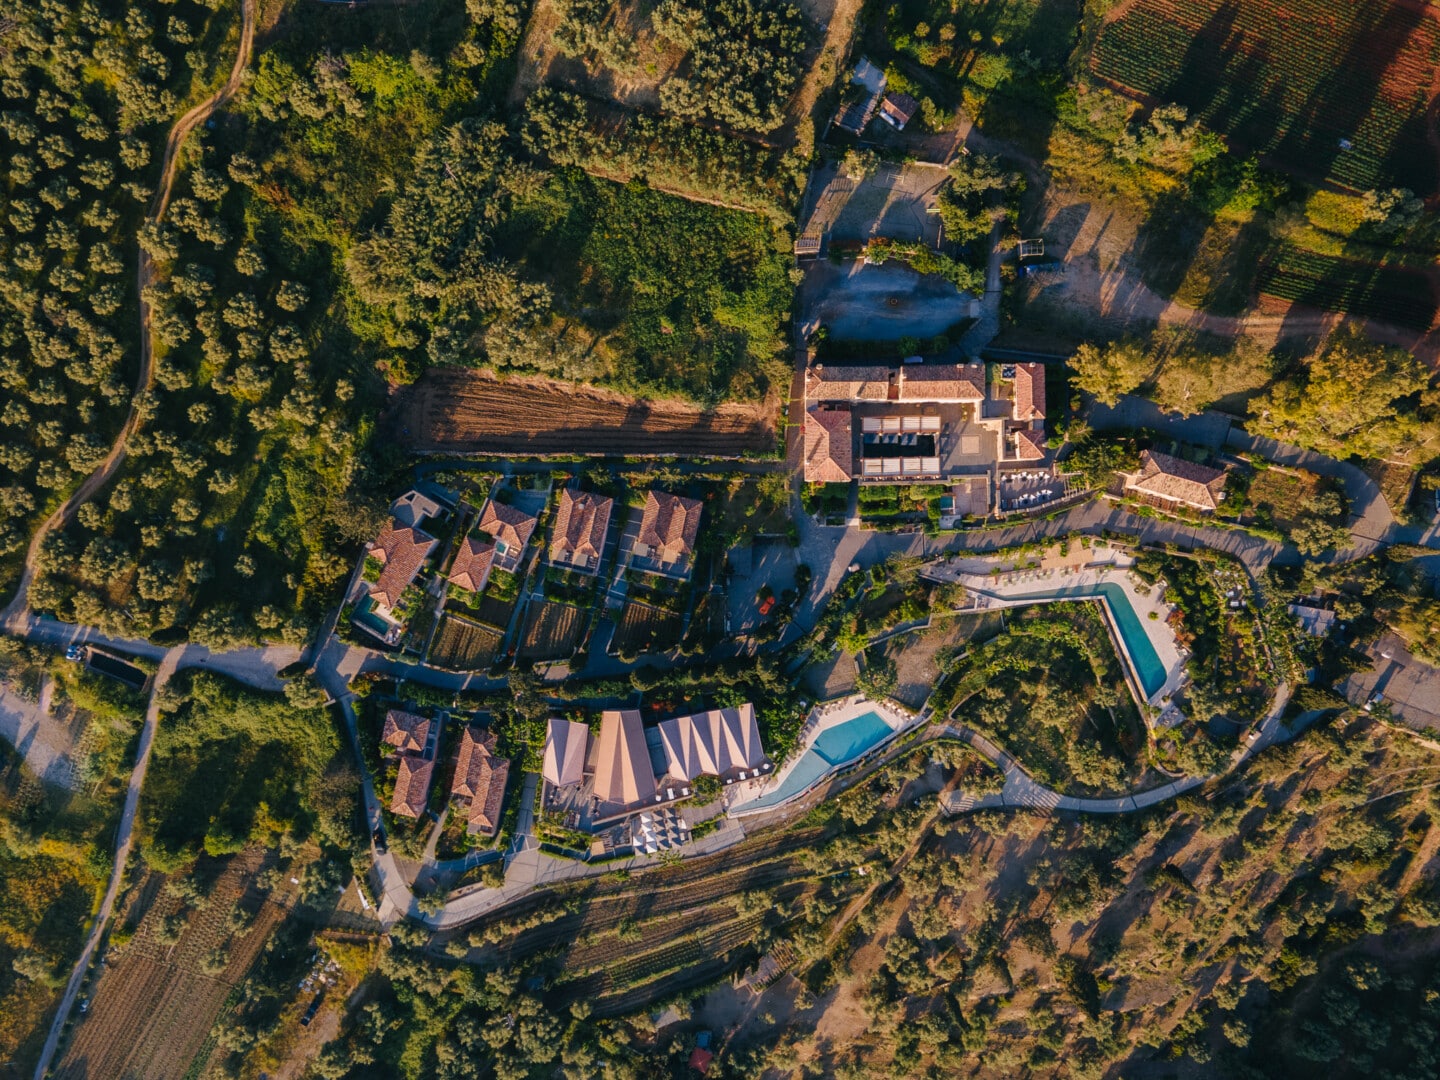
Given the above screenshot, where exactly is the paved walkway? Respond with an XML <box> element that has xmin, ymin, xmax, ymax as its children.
<box><xmin>939</xmin><ymin>682</ymin><xmax>1292</xmax><ymax>815</ymax></box>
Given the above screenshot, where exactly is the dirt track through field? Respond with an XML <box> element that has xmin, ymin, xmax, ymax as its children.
<box><xmin>1</xmin><ymin>0</ymin><xmax>256</xmax><ymax>629</ymax></box>
<box><xmin>393</xmin><ymin>369</ymin><xmax>777</xmax><ymax>456</ymax></box>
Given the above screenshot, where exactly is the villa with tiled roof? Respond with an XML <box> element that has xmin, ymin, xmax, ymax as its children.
<box><xmin>633</xmin><ymin>491</ymin><xmax>703</xmax><ymax>579</ymax></box>
<box><xmin>381</xmin><ymin>709</ymin><xmax>430</xmax><ymax>756</ymax></box>
<box><xmin>391</xmin><ymin>754</ymin><xmax>434</xmax><ymax>819</ymax></box>
<box><xmin>1011</xmin><ymin>427</ymin><xmax>1047</xmax><ymax>461</ymax></box>
<box><xmin>447</xmin><ymin>536</ymin><xmax>495</xmax><ymax>595</ymax></box>
<box><xmin>367</xmin><ymin>521</ymin><xmax>437</xmax><ymax>613</ymax></box>
<box><xmin>1009</xmin><ymin>363</ymin><xmax>1046</xmax><ymax>421</ymax></box>
<box><xmin>476</xmin><ymin>498</ymin><xmax>536</xmax><ymax>573</ymax></box>
<box><xmin>805</xmin><ymin>364</ymin><xmax>894</xmax><ymax>402</ymax></box>
<box><xmin>803</xmin><ymin>406</ymin><xmax>854</xmax><ymax>483</ymax></box>
<box><xmin>451</xmin><ymin>727</ymin><xmax>510</xmax><ymax>837</ymax></box>
<box><xmin>1122</xmin><ymin>450</ymin><xmax>1228</xmax><ymax>512</ymax></box>
<box><xmin>550</xmin><ymin>489</ymin><xmax>613</xmax><ymax>574</ymax></box>
<box><xmin>896</xmin><ymin>363</ymin><xmax>987</xmax><ymax>403</ymax></box>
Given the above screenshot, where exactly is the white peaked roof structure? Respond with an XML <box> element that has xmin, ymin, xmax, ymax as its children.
<box><xmin>593</xmin><ymin>709</ymin><xmax>658</xmax><ymax>811</ymax></box>
<box><xmin>658</xmin><ymin>704</ymin><xmax>768</xmax><ymax>782</ymax></box>
<box><xmin>543</xmin><ymin>718</ymin><xmax>590</xmax><ymax>788</ymax></box>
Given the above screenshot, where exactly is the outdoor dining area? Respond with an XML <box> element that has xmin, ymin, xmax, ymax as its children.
<box><xmin>1000</xmin><ymin>470</ymin><xmax>1065</xmax><ymax>511</ymax></box>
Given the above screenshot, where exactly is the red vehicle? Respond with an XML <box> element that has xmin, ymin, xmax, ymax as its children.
<box><xmin>757</xmin><ymin>596</ymin><xmax>775</xmax><ymax>616</ymax></box>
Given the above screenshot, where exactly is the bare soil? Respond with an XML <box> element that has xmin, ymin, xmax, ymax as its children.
<box><xmin>389</xmin><ymin>369</ymin><xmax>777</xmax><ymax>457</ymax></box>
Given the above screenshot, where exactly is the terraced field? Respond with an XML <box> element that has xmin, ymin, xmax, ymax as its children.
<box><xmin>1093</xmin><ymin>0</ymin><xmax>1440</xmax><ymax>194</ymax></box>
<box><xmin>428</xmin><ymin>615</ymin><xmax>505</xmax><ymax>671</ymax></box>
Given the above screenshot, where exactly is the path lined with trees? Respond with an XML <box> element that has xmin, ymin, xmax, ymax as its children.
<box><xmin>0</xmin><ymin>0</ymin><xmax>257</xmax><ymax>631</ymax></box>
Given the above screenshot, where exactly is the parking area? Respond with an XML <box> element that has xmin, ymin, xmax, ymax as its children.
<box><xmin>727</xmin><ymin>541</ymin><xmax>799</xmax><ymax>632</ymax></box>
<box><xmin>801</xmin><ymin>260</ymin><xmax>977</xmax><ymax>342</ymax></box>
<box><xmin>1340</xmin><ymin>634</ymin><xmax>1440</xmax><ymax>732</ymax></box>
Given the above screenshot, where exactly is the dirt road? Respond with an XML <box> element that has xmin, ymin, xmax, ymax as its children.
<box><xmin>0</xmin><ymin>0</ymin><xmax>256</xmax><ymax>631</ymax></box>
<box><xmin>30</xmin><ymin>648</ymin><xmax>182</xmax><ymax>1080</ymax></box>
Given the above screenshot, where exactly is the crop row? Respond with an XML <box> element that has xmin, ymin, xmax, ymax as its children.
<box><xmin>1255</xmin><ymin>253</ymin><xmax>1436</xmax><ymax>329</ymax></box>
<box><xmin>428</xmin><ymin>616</ymin><xmax>503</xmax><ymax>671</ymax></box>
<box><xmin>1092</xmin><ymin>0</ymin><xmax>1440</xmax><ymax>192</ymax></box>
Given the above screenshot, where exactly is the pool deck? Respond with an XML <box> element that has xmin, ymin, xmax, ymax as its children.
<box><xmin>932</xmin><ymin>553</ymin><xmax>1187</xmax><ymax>709</ymax></box>
<box><xmin>726</xmin><ymin>695</ymin><xmax>915</xmax><ymax>815</ymax></box>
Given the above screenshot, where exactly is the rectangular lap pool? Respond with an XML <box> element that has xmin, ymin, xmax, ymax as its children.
<box><xmin>1008</xmin><ymin>581</ymin><xmax>1167</xmax><ymax>698</ymax></box>
<box><xmin>735</xmin><ymin>710</ymin><xmax>895</xmax><ymax>812</ymax></box>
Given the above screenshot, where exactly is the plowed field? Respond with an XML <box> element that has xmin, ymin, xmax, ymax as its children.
<box><xmin>390</xmin><ymin>370</ymin><xmax>777</xmax><ymax>457</ymax></box>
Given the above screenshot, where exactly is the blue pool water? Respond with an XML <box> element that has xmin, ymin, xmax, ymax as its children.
<box><xmin>1008</xmin><ymin>581</ymin><xmax>1167</xmax><ymax>698</ymax></box>
<box><xmin>736</xmin><ymin>711</ymin><xmax>895</xmax><ymax>811</ymax></box>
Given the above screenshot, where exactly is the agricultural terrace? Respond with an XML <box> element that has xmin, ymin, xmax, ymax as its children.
<box><xmin>53</xmin><ymin>848</ymin><xmax>292</xmax><ymax>1080</ymax></box>
<box><xmin>1093</xmin><ymin>0</ymin><xmax>1440</xmax><ymax>195</ymax></box>
<box><xmin>428</xmin><ymin>615</ymin><xmax>505</xmax><ymax>672</ymax></box>
<box><xmin>393</xmin><ymin>370</ymin><xmax>777</xmax><ymax>456</ymax></box>
<box><xmin>611</xmin><ymin>601</ymin><xmax>686</xmax><ymax>659</ymax></box>
<box><xmin>518</xmin><ymin>601</ymin><xmax>589</xmax><ymax>664</ymax></box>
<box><xmin>1254</xmin><ymin>250</ymin><xmax>1437</xmax><ymax>330</ymax></box>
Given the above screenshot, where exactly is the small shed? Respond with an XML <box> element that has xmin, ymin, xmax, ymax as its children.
<box><xmin>879</xmin><ymin>92</ymin><xmax>919</xmax><ymax>130</ymax></box>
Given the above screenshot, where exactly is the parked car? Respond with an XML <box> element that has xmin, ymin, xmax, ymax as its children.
<box><xmin>65</xmin><ymin>644</ymin><xmax>85</xmax><ymax>662</ymax></box>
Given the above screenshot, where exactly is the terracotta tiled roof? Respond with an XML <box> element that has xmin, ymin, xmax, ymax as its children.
<box><xmin>452</xmin><ymin>726</ymin><xmax>509</xmax><ymax>836</ymax></box>
<box><xmin>1012</xmin><ymin>427</ymin><xmax>1047</xmax><ymax>461</ymax></box>
<box><xmin>803</xmin><ymin>407</ymin><xmax>853</xmax><ymax>483</ymax></box>
<box><xmin>543</xmin><ymin>718</ymin><xmax>590</xmax><ymax>787</ymax></box>
<box><xmin>477</xmin><ymin>499</ymin><xmax>536</xmax><ymax>554</ymax></box>
<box><xmin>1011</xmin><ymin>363</ymin><xmax>1046</xmax><ymax>421</ymax></box>
<box><xmin>806</xmin><ymin>364</ymin><xmax>893</xmax><ymax>402</ymax></box>
<box><xmin>447</xmin><ymin>536</ymin><xmax>495</xmax><ymax>594</ymax></box>
<box><xmin>390</xmin><ymin>754</ymin><xmax>434</xmax><ymax>818</ymax></box>
<box><xmin>637</xmin><ymin>491</ymin><xmax>703</xmax><ymax>565</ymax></box>
<box><xmin>381</xmin><ymin>709</ymin><xmax>430</xmax><ymax>755</ymax></box>
<box><xmin>658</xmin><ymin>704</ymin><xmax>768</xmax><ymax>782</ymax></box>
<box><xmin>550</xmin><ymin>489</ymin><xmax>613</xmax><ymax>572</ymax></box>
<box><xmin>881</xmin><ymin>91</ymin><xmax>918</xmax><ymax>124</ymax></box>
<box><xmin>1126</xmin><ymin>450</ymin><xmax>1227</xmax><ymax>511</ymax></box>
<box><xmin>897</xmin><ymin>363</ymin><xmax>986</xmax><ymax>403</ymax></box>
<box><xmin>368</xmin><ymin>520</ymin><xmax>437</xmax><ymax>611</ymax></box>
<box><xmin>594</xmin><ymin>709</ymin><xmax>657</xmax><ymax>811</ymax></box>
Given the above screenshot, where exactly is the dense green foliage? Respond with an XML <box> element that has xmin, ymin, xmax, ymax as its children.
<box><xmin>0</xmin><ymin>0</ymin><xmax>240</xmax><ymax>590</ymax></box>
<box><xmin>141</xmin><ymin>671</ymin><xmax>342</xmax><ymax>871</ymax></box>
<box><xmin>552</xmin><ymin>0</ymin><xmax>806</xmax><ymax>134</ymax></box>
<box><xmin>522</xmin><ymin>88</ymin><xmax>805</xmax><ymax>221</ymax></box>
<box><xmin>1250</xmin><ymin>330</ymin><xmax>1440</xmax><ymax>463</ymax></box>
<box><xmin>940</xmin><ymin>607</ymin><xmax>1143</xmax><ymax>794</ymax></box>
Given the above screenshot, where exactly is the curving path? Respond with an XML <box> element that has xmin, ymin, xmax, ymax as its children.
<box><xmin>938</xmin><ymin>682</ymin><xmax>1293</xmax><ymax>815</ymax></box>
<box><xmin>31</xmin><ymin>648</ymin><xmax>182</xmax><ymax>1080</ymax></box>
<box><xmin>0</xmin><ymin>0</ymin><xmax>257</xmax><ymax>632</ymax></box>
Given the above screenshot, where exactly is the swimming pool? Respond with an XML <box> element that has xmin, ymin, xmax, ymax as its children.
<box><xmin>1007</xmin><ymin>581</ymin><xmax>1167</xmax><ymax>698</ymax></box>
<box><xmin>734</xmin><ymin>710</ymin><xmax>896</xmax><ymax>812</ymax></box>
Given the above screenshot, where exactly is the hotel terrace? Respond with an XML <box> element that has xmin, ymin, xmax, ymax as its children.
<box><xmin>542</xmin><ymin>704</ymin><xmax>772</xmax><ymax>826</ymax></box>
<box><xmin>801</xmin><ymin>360</ymin><xmax>1051</xmax><ymax>499</ymax></box>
